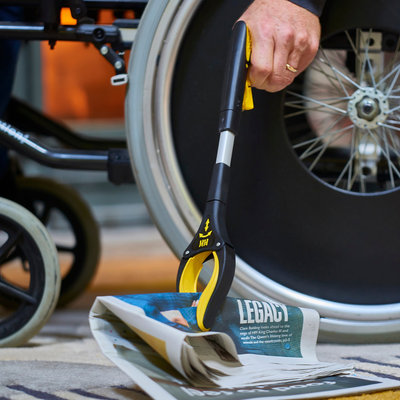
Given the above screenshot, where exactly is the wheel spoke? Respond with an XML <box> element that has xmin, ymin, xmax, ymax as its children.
<box><xmin>376</xmin><ymin>36</ymin><xmax>400</xmax><ymax>84</ymax></box>
<box><xmin>385</xmin><ymin>126</ymin><xmax>400</xmax><ymax>167</ymax></box>
<box><xmin>348</xmin><ymin>164</ymin><xmax>360</xmax><ymax>191</ymax></box>
<box><xmin>299</xmin><ymin>125</ymin><xmax>353</xmax><ymax>158</ymax></box>
<box><xmin>319</xmin><ymin>57</ymin><xmax>365</xmax><ymax>92</ymax></box>
<box><xmin>345</xmin><ymin>30</ymin><xmax>362</xmax><ymax>62</ymax></box>
<box><xmin>294</xmin><ymin>114</ymin><xmax>346</xmax><ymax>151</ymax></box>
<box><xmin>308</xmin><ymin>127</ymin><xmax>353</xmax><ymax>171</ymax></box>
<box><xmin>285</xmin><ymin>96</ymin><xmax>352</xmax><ymax>104</ymax></box>
<box><xmin>358</xmin><ymin>29</ymin><xmax>370</xmax><ymax>86</ymax></box>
<box><xmin>373</xmin><ymin>127</ymin><xmax>400</xmax><ymax>160</ymax></box>
<box><xmin>384</xmin><ymin>64</ymin><xmax>400</xmax><ymax>99</ymax></box>
<box><xmin>38</xmin><ymin>204</ymin><xmax>52</xmax><ymax>226</ymax></box>
<box><xmin>359</xmin><ymin>29</ymin><xmax>377</xmax><ymax>91</ymax></box>
<box><xmin>2</xmin><ymin>247</ymin><xmax>22</xmax><ymax>265</ymax></box>
<box><xmin>286</xmin><ymin>91</ymin><xmax>347</xmax><ymax>114</ymax></box>
<box><xmin>284</xmin><ymin>108</ymin><xmax>342</xmax><ymax>118</ymax></box>
<box><xmin>0</xmin><ymin>279</ymin><xmax>37</xmax><ymax>305</ymax></box>
<box><xmin>382</xmin><ymin>128</ymin><xmax>395</xmax><ymax>188</ymax></box>
<box><xmin>56</xmin><ymin>244</ymin><xmax>76</xmax><ymax>254</ymax></box>
<box><xmin>376</xmin><ymin>63</ymin><xmax>400</xmax><ymax>88</ymax></box>
<box><xmin>365</xmin><ymin>37</ymin><xmax>377</xmax><ymax>92</ymax></box>
<box><xmin>378</xmin><ymin>122</ymin><xmax>400</xmax><ymax>132</ymax></box>
<box><xmin>366</xmin><ymin>127</ymin><xmax>400</xmax><ymax>179</ymax></box>
<box><xmin>308</xmin><ymin>64</ymin><xmax>345</xmax><ymax>95</ymax></box>
<box><xmin>386</xmin><ymin>103</ymin><xmax>400</xmax><ymax>114</ymax></box>
<box><xmin>319</xmin><ymin>46</ymin><xmax>350</xmax><ymax>96</ymax></box>
<box><xmin>334</xmin><ymin>128</ymin><xmax>358</xmax><ymax>188</ymax></box>
<box><xmin>347</xmin><ymin>127</ymin><xmax>357</xmax><ymax>190</ymax></box>
<box><xmin>0</xmin><ymin>230</ymin><xmax>22</xmax><ymax>265</ymax></box>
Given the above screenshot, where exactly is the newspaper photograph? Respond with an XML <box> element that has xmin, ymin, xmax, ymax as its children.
<box><xmin>89</xmin><ymin>293</ymin><xmax>400</xmax><ymax>399</ymax></box>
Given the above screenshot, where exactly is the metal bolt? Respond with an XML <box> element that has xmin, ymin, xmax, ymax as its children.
<box><xmin>216</xmin><ymin>242</ymin><xmax>221</xmax><ymax>247</ymax></box>
<box><xmin>94</xmin><ymin>28</ymin><xmax>105</xmax><ymax>40</ymax></box>
<box><xmin>100</xmin><ymin>46</ymin><xmax>108</xmax><ymax>55</ymax></box>
<box><xmin>362</xmin><ymin>102</ymin><xmax>373</xmax><ymax>114</ymax></box>
<box><xmin>115</xmin><ymin>60</ymin><xmax>123</xmax><ymax>70</ymax></box>
<box><xmin>185</xmin><ymin>251</ymin><xmax>189</xmax><ymax>255</ymax></box>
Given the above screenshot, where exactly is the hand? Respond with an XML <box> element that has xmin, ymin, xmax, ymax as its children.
<box><xmin>238</xmin><ymin>0</ymin><xmax>321</xmax><ymax>92</ymax></box>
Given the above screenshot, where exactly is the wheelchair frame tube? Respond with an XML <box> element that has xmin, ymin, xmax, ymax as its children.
<box><xmin>0</xmin><ymin>119</ymin><xmax>109</xmax><ymax>171</ymax></box>
<box><xmin>0</xmin><ymin>0</ymin><xmax>148</xmax><ymax>9</ymax></box>
<box><xmin>5</xmin><ymin>97</ymin><xmax>126</xmax><ymax>151</ymax></box>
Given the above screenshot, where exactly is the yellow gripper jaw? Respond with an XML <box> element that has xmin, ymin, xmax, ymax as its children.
<box><xmin>177</xmin><ymin>214</ymin><xmax>235</xmax><ymax>331</ymax></box>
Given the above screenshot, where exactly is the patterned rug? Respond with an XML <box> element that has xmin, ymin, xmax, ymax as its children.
<box><xmin>1</xmin><ymin>307</ymin><xmax>400</xmax><ymax>400</ymax></box>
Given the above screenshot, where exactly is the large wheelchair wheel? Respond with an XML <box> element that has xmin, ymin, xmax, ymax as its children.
<box><xmin>17</xmin><ymin>177</ymin><xmax>100</xmax><ymax>307</ymax></box>
<box><xmin>126</xmin><ymin>0</ymin><xmax>400</xmax><ymax>342</ymax></box>
<box><xmin>0</xmin><ymin>198</ymin><xmax>60</xmax><ymax>347</ymax></box>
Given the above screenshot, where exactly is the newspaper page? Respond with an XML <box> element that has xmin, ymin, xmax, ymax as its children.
<box><xmin>89</xmin><ymin>293</ymin><xmax>400</xmax><ymax>399</ymax></box>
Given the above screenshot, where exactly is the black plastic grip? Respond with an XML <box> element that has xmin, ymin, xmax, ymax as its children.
<box><xmin>207</xmin><ymin>163</ymin><xmax>231</xmax><ymax>204</ymax></box>
<box><xmin>218</xmin><ymin>21</ymin><xmax>248</xmax><ymax>136</ymax></box>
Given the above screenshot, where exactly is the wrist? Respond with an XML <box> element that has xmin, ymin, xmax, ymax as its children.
<box><xmin>286</xmin><ymin>0</ymin><xmax>326</xmax><ymax>17</ymax></box>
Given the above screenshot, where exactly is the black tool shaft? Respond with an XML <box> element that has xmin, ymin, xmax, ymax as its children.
<box><xmin>218</xmin><ymin>21</ymin><xmax>248</xmax><ymax>136</ymax></box>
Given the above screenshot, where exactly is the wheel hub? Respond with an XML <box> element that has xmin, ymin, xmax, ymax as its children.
<box><xmin>348</xmin><ymin>88</ymin><xmax>389</xmax><ymax>129</ymax></box>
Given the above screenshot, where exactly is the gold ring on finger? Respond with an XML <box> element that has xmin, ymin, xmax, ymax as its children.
<box><xmin>286</xmin><ymin>64</ymin><xmax>298</xmax><ymax>73</ymax></box>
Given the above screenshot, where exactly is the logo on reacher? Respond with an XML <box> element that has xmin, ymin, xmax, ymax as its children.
<box><xmin>198</xmin><ymin>218</ymin><xmax>213</xmax><ymax>247</ymax></box>
<box><xmin>191</xmin><ymin>217</ymin><xmax>215</xmax><ymax>251</ymax></box>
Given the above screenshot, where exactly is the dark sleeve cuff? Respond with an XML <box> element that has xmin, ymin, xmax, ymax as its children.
<box><xmin>287</xmin><ymin>0</ymin><xmax>326</xmax><ymax>17</ymax></box>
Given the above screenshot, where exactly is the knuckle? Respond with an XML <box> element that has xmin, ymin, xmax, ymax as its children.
<box><xmin>281</xmin><ymin>27</ymin><xmax>295</xmax><ymax>43</ymax></box>
<box><xmin>285</xmin><ymin>76</ymin><xmax>295</xmax><ymax>86</ymax></box>
<box><xmin>309</xmin><ymin>39</ymin><xmax>320</xmax><ymax>55</ymax></box>
<box><xmin>269</xmin><ymin>74</ymin><xmax>284</xmax><ymax>87</ymax></box>
<box><xmin>296</xmin><ymin>32</ymin><xmax>308</xmax><ymax>47</ymax></box>
<box><xmin>257</xmin><ymin>64</ymin><xmax>273</xmax><ymax>78</ymax></box>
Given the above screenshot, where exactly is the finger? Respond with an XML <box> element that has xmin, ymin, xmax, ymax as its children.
<box><xmin>286</xmin><ymin>48</ymin><xmax>302</xmax><ymax>75</ymax></box>
<box><xmin>248</xmin><ymin>30</ymin><xmax>275</xmax><ymax>89</ymax></box>
<box><xmin>262</xmin><ymin>33</ymin><xmax>294</xmax><ymax>92</ymax></box>
<box><xmin>288</xmin><ymin>36</ymin><xmax>320</xmax><ymax>74</ymax></box>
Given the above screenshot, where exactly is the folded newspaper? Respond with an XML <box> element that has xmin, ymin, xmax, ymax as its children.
<box><xmin>90</xmin><ymin>293</ymin><xmax>400</xmax><ymax>399</ymax></box>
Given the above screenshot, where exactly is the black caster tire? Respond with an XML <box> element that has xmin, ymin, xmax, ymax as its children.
<box><xmin>0</xmin><ymin>198</ymin><xmax>61</xmax><ymax>347</ymax></box>
<box><xmin>17</xmin><ymin>177</ymin><xmax>101</xmax><ymax>307</ymax></box>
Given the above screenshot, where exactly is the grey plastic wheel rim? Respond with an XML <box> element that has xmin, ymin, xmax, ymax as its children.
<box><xmin>126</xmin><ymin>0</ymin><xmax>400</xmax><ymax>342</ymax></box>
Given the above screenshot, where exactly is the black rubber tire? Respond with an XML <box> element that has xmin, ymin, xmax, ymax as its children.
<box><xmin>0</xmin><ymin>197</ymin><xmax>60</xmax><ymax>347</ymax></box>
<box><xmin>16</xmin><ymin>177</ymin><xmax>100</xmax><ymax>307</ymax></box>
<box><xmin>168</xmin><ymin>0</ymin><xmax>400</xmax><ymax>306</ymax></box>
<box><xmin>126</xmin><ymin>0</ymin><xmax>400</xmax><ymax>341</ymax></box>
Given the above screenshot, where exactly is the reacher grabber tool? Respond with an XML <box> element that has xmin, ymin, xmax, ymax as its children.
<box><xmin>177</xmin><ymin>21</ymin><xmax>253</xmax><ymax>331</ymax></box>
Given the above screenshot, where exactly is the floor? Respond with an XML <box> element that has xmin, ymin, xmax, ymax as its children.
<box><xmin>1</xmin><ymin>225</ymin><xmax>400</xmax><ymax>400</ymax></box>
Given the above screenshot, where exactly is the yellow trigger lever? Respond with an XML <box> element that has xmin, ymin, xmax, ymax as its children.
<box><xmin>176</xmin><ymin>22</ymin><xmax>253</xmax><ymax>331</ymax></box>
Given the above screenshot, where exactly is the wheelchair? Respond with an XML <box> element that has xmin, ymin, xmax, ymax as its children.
<box><xmin>1</xmin><ymin>0</ymin><xmax>400</xmax><ymax>346</ymax></box>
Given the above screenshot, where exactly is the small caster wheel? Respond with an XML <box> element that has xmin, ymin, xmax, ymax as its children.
<box><xmin>0</xmin><ymin>197</ymin><xmax>61</xmax><ymax>347</ymax></box>
<box><xmin>17</xmin><ymin>177</ymin><xmax>101</xmax><ymax>307</ymax></box>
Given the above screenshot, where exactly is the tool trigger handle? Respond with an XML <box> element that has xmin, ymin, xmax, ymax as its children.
<box><xmin>242</xmin><ymin>26</ymin><xmax>254</xmax><ymax>111</ymax></box>
<box><xmin>219</xmin><ymin>21</ymin><xmax>254</xmax><ymax>135</ymax></box>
